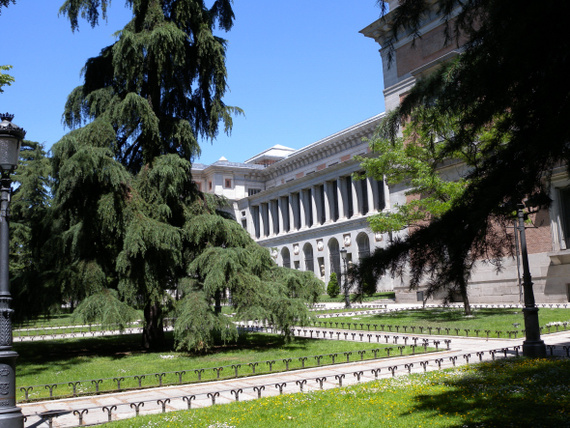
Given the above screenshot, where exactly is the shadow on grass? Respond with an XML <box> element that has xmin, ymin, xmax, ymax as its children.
<box><xmin>366</xmin><ymin>308</ymin><xmax>518</xmax><ymax>323</ymax></box>
<box><xmin>409</xmin><ymin>358</ymin><xmax>570</xmax><ymax>428</ymax></box>
<box><xmin>14</xmin><ymin>332</ymin><xmax>307</xmax><ymax>377</ymax></box>
<box><xmin>14</xmin><ymin>334</ymin><xmax>153</xmax><ymax>378</ymax></box>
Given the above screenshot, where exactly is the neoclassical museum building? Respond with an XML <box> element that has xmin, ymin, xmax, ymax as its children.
<box><xmin>193</xmin><ymin>0</ymin><xmax>570</xmax><ymax>304</ymax></box>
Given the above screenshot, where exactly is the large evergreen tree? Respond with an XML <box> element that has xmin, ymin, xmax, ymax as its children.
<box><xmin>10</xmin><ymin>141</ymin><xmax>56</xmax><ymax>320</ymax></box>
<box><xmin>360</xmin><ymin>0</ymin><xmax>570</xmax><ymax>300</ymax></box>
<box><xmin>51</xmin><ymin>0</ymin><xmax>322</xmax><ymax>350</ymax></box>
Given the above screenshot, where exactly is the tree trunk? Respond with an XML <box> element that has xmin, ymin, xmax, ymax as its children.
<box><xmin>214</xmin><ymin>290</ymin><xmax>222</xmax><ymax>314</ymax></box>
<box><xmin>460</xmin><ymin>284</ymin><xmax>472</xmax><ymax>316</ymax></box>
<box><xmin>142</xmin><ymin>301</ymin><xmax>165</xmax><ymax>350</ymax></box>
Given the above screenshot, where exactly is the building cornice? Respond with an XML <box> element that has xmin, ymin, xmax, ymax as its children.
<box><xmin>263</xmin><ymin>114</ymin><xmax>384</xmax><ymax>179</ymax></box>
<box><xmin>360</xmin><ymin>1</ymin><xmax>461</xmax><ymax>49</ymax></box>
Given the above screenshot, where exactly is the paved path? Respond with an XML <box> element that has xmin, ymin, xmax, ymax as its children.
<box><xmin>18</xmin><ymin>328</ymin><xmax>570</xmax><ymax>428</ymax></box>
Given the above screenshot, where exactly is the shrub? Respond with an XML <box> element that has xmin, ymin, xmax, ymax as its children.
<box><xmin>327</xmin><ymin>272</ymin><xmax>340</xmax><ymax>298</ymax></box>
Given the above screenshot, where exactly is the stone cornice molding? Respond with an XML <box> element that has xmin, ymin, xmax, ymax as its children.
<box><xmin>264</xmin><ymin>114</ymin><xmax>384</xmax><ymax>180</ymax></box>
<box><xmin>360</xmin><ymin>1</ymin><xmax>461</xmax><ymax>49</ymax></box>
<box><xmin>192</xmin><ymin>115</ymin><xmax>383</xmax><ymax>188</ymax></box>
<box><xmin>246</xmin><ymin>157</ymin><xmax>367</xmax><ymax>203</ymax></box>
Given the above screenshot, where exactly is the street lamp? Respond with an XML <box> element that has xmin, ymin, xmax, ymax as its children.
<box><xmin>0</xmin><ymin>113</ymin><xmax>25</xmax><ymax>427</ymax></box>
<box><xmin>340</xmin><ymin>247</ymin><xmax>351</xmax><ymax>309</ymax></box>
<box><xmin>516</xmin><ymin>204</ymin><xmax>546</xmax><ymax>358</ymax></box>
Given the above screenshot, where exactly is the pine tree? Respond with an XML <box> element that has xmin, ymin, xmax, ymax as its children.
<box><xmin>9</xmin><ymin>141</ymin><xmax>56</xmax><ymax>320</ymax></box>
<box><xmin>52</xmin><ymin>0</ymin><xmax>322</xmax><ymax>351</ymax></box>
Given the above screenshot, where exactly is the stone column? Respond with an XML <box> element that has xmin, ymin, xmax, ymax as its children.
<box><xmin>351</xmin><ymin>179</ymin><xmax>360</xmax><ymax>217</ymax></box>
<box><xmin>288</xmin><ymin>194</ymin><xmax>295</xmax><ymax>231</ymax></box>
<box><xmin>338</xmin><ymin>178</ymin><xmax>347</xmax><ymax>219</ymax></box>
<box><xmin>367</xmin><ymin>178</ymin><xmax>375</xmax><ymax>214</ymax></box>
<box><xmin>322</xmin><ymin>182</ymin><xmax>331</xmax><ymax>222</ymax></box>
<box><xmin>267</xmin><ymin>201</ymin><xmax>275</xmax><ymax>236</ymax></box>
<box><xmin>259</xmin><ymin>204</ymin><xmax>267</xmax><ymax>238</ymax></box>
<box><xmin>278</xmin><ymin>197</ymin><xmax>285</xmax><ymax>233</ymax></box>
<box><xmin>291</xmin><ymin>193</ymin><xmax>300</xmax><ymax>230</ymax></box>
<box><xmin>303</xmin><ymin>188</ymin><xmax>313</xmax><ymax>228</ymax></box>
<box><xmin>299</xmin><ymin>191</ymin><xmax>307</xmax><ymax>229</ymax></box>
<box><xmin>311</xmin><ymin>187</ymin><xmax>318</xmax><ymax>227</ymax></box>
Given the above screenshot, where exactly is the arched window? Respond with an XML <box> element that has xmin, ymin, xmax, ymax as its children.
<box><xmin>356</xmin><ymin>233</ymin><xmax>371</xmax><ymax>260</ymax></box>
<box><xmin>328</xmin><ymin>238</ymin><xmax>340</xmax><ymax>277</ymax></box>
<box><xmin>303</xmin><ymin>243</ymin><xmax>314</xmax><ymax>274</ymax></box>
<box><xmin>281</xmin><ymin>247</ymin><xmax>291</xmax><ymax>269</ymax></box>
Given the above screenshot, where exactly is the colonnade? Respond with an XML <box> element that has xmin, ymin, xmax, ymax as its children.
<box><xmin>250</xmin><ymin>176</ymin><xmax>385</xmax><ymax>239</ymax></box>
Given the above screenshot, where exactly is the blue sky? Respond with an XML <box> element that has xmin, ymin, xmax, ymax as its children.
<box><xmin>1</xmin><ymin>1</ymin><xmax>385</xmax><ymax>165</ymax></box>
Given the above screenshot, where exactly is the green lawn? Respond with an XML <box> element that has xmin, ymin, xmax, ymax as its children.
<box><xmin>14</xmin><ymin>333</ymin><xmax>432</xmax><ymax>401</ymax></box>
<box><xmin>107</xmin><ymin>357</ymin><xmax>570</xmax><ymax>427</ymax></box>
<box><xmin>316</xmin><ymin>308</ymin><xmax>570</xmax><ymax>338</ymax></box>
<box><xmin>317</xmin><ymin>292</ymin><xmax>396</xmax><ymax>304</ymax></box>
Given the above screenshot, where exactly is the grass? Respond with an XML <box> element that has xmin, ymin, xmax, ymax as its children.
<box><xmin>317</xmin><ymin>308</ymin><xmax>570</xmax><ymax>338</ymax></box>
<box><xmin>317</xmin><ymin>292</ymin><xmax>396</xmax><ymax>303</ymax></box>
<box><xmin>107</xmin><ymin>357</ymin><xmax>570</xmax><ymax>427</ymax></box>
<box><xmin>14</xmin><ymin>333</ymin><xmax>432</xmax><ymax>402</ymax></box>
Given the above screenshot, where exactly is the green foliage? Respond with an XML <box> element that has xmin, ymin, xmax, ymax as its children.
<box><xmin>71</xmin><ymin>288</ymin><xmax>139</xmax><ymax>330</ymax></box>
<box><xmin>360</xmin><ymin>280</ymin><xmax>376</xmax><ymax>297</ymax></box>
<box><xmin>359</xmin><ymin>107</ymin><xmax>470</xmax><ymax>234</ymax></box>
<box><xmin>173</xmin><ymin>291</ymin><xmax>238</xmax><ymax>353</ymax></box>
<box><xmin>0</xmin><ymin>65</ymin><xmax>14</xmax><ymax>93</ymax></box>
<box><xmin>60</xmin><ymin>0</ymin><xmax>242</xmax><ymax>172</ymax></box>
<box><xmin>327</xmin><ymin>272</ymin><xmax>340</xmax><ymax>298</ymax></box>
<box><xmin>0</xmin><ymin>0</ymin><xmax>15</xmax><ymax>11</ymax></box>
<box><xmin>9</xmin><ymin>141</ymin><xmax>57</xmax><ymax>320</ymax></box>
<box><xmin>179</xmin><ymin>242</ymin><xmax>323</xmax><ymax>352</ymax></box>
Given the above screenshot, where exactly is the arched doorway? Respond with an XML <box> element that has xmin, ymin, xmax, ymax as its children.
<box><xmin>281</xmin><ymin>247</ymin><xmax>291</xmax><ymax>269</ymax></box>
<box><xmin>303</xmin><ymin>243</ymin><xmax>314</xmax><ymax>274</ymax></box>
<box><xmin>356</xmin><ymin>233</ymin><xmax>371</xmax><ymax>260</ymax></box>
<box><xmin>328</xmin><ymin>238</ymin><xmax>341</xmax><ymax>277</ymax></box>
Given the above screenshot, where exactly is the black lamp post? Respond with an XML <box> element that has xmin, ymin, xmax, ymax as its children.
<box><xmin>340</xmin><ymin>247</ymin><xmax>351</xmax><ymax>309</ymax></box>
<box><xmin>0</xmin><ymin>113</ymin><xmax>24</xmax><ymax>427</ymax></box>
<box><xmin>516</xmin><ymin>204</ymin><xmax>546</xmax><ymax>358</ymax></box>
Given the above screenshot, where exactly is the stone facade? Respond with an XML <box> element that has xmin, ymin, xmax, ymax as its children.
<box><xmin>192</xmin><ymin>115</ymin><xmax>401</xmax><ymax>289</ymax></box>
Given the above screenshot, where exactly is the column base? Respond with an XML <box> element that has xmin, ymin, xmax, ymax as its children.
<box><xmin>0</xmin><ymin>407</ymin><xmax>24</xmax><ymax>428</ymax></box>
<box><xmin>522</xmin><ymin>340</ymin><xmax>546</xmax><ymax>358</ymax></box>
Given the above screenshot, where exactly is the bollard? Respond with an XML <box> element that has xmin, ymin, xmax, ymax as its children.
<box><xmin>275</xmin><ymin>382</ymin><xmax>287</xmax><ymax>395</ymax></box>
<box><xmin>231</xmin><ymin>389</ymin><xmax>243</xmax><ymax>401</ymax></box>
<box><xmin>182</xmin><ymin>395</ymin><xmax>196</xmax><ymax>409</ymax></box>
<box><xmin>207</xmin><ymin>392</ymin><xmax>220</xmax><ymax>405</ymax></box>
<box><xmin>102</xmin><ymin>405</ymin><xmax>117</xmax><ymax>422</ymax></box>
<box><xmin>157</xmin><ymin>399</ymin><xmax>170</xmax><ymax>413</ymax></box>
<box><xmin>253</xmin><ymin>386</ymin><xmax>265</xmax><ymax>399</ymax></box>
<box><xmin>335</xmin><ymin>374</ymin><xmax>345</xmax><ymax>387</ymax></box>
